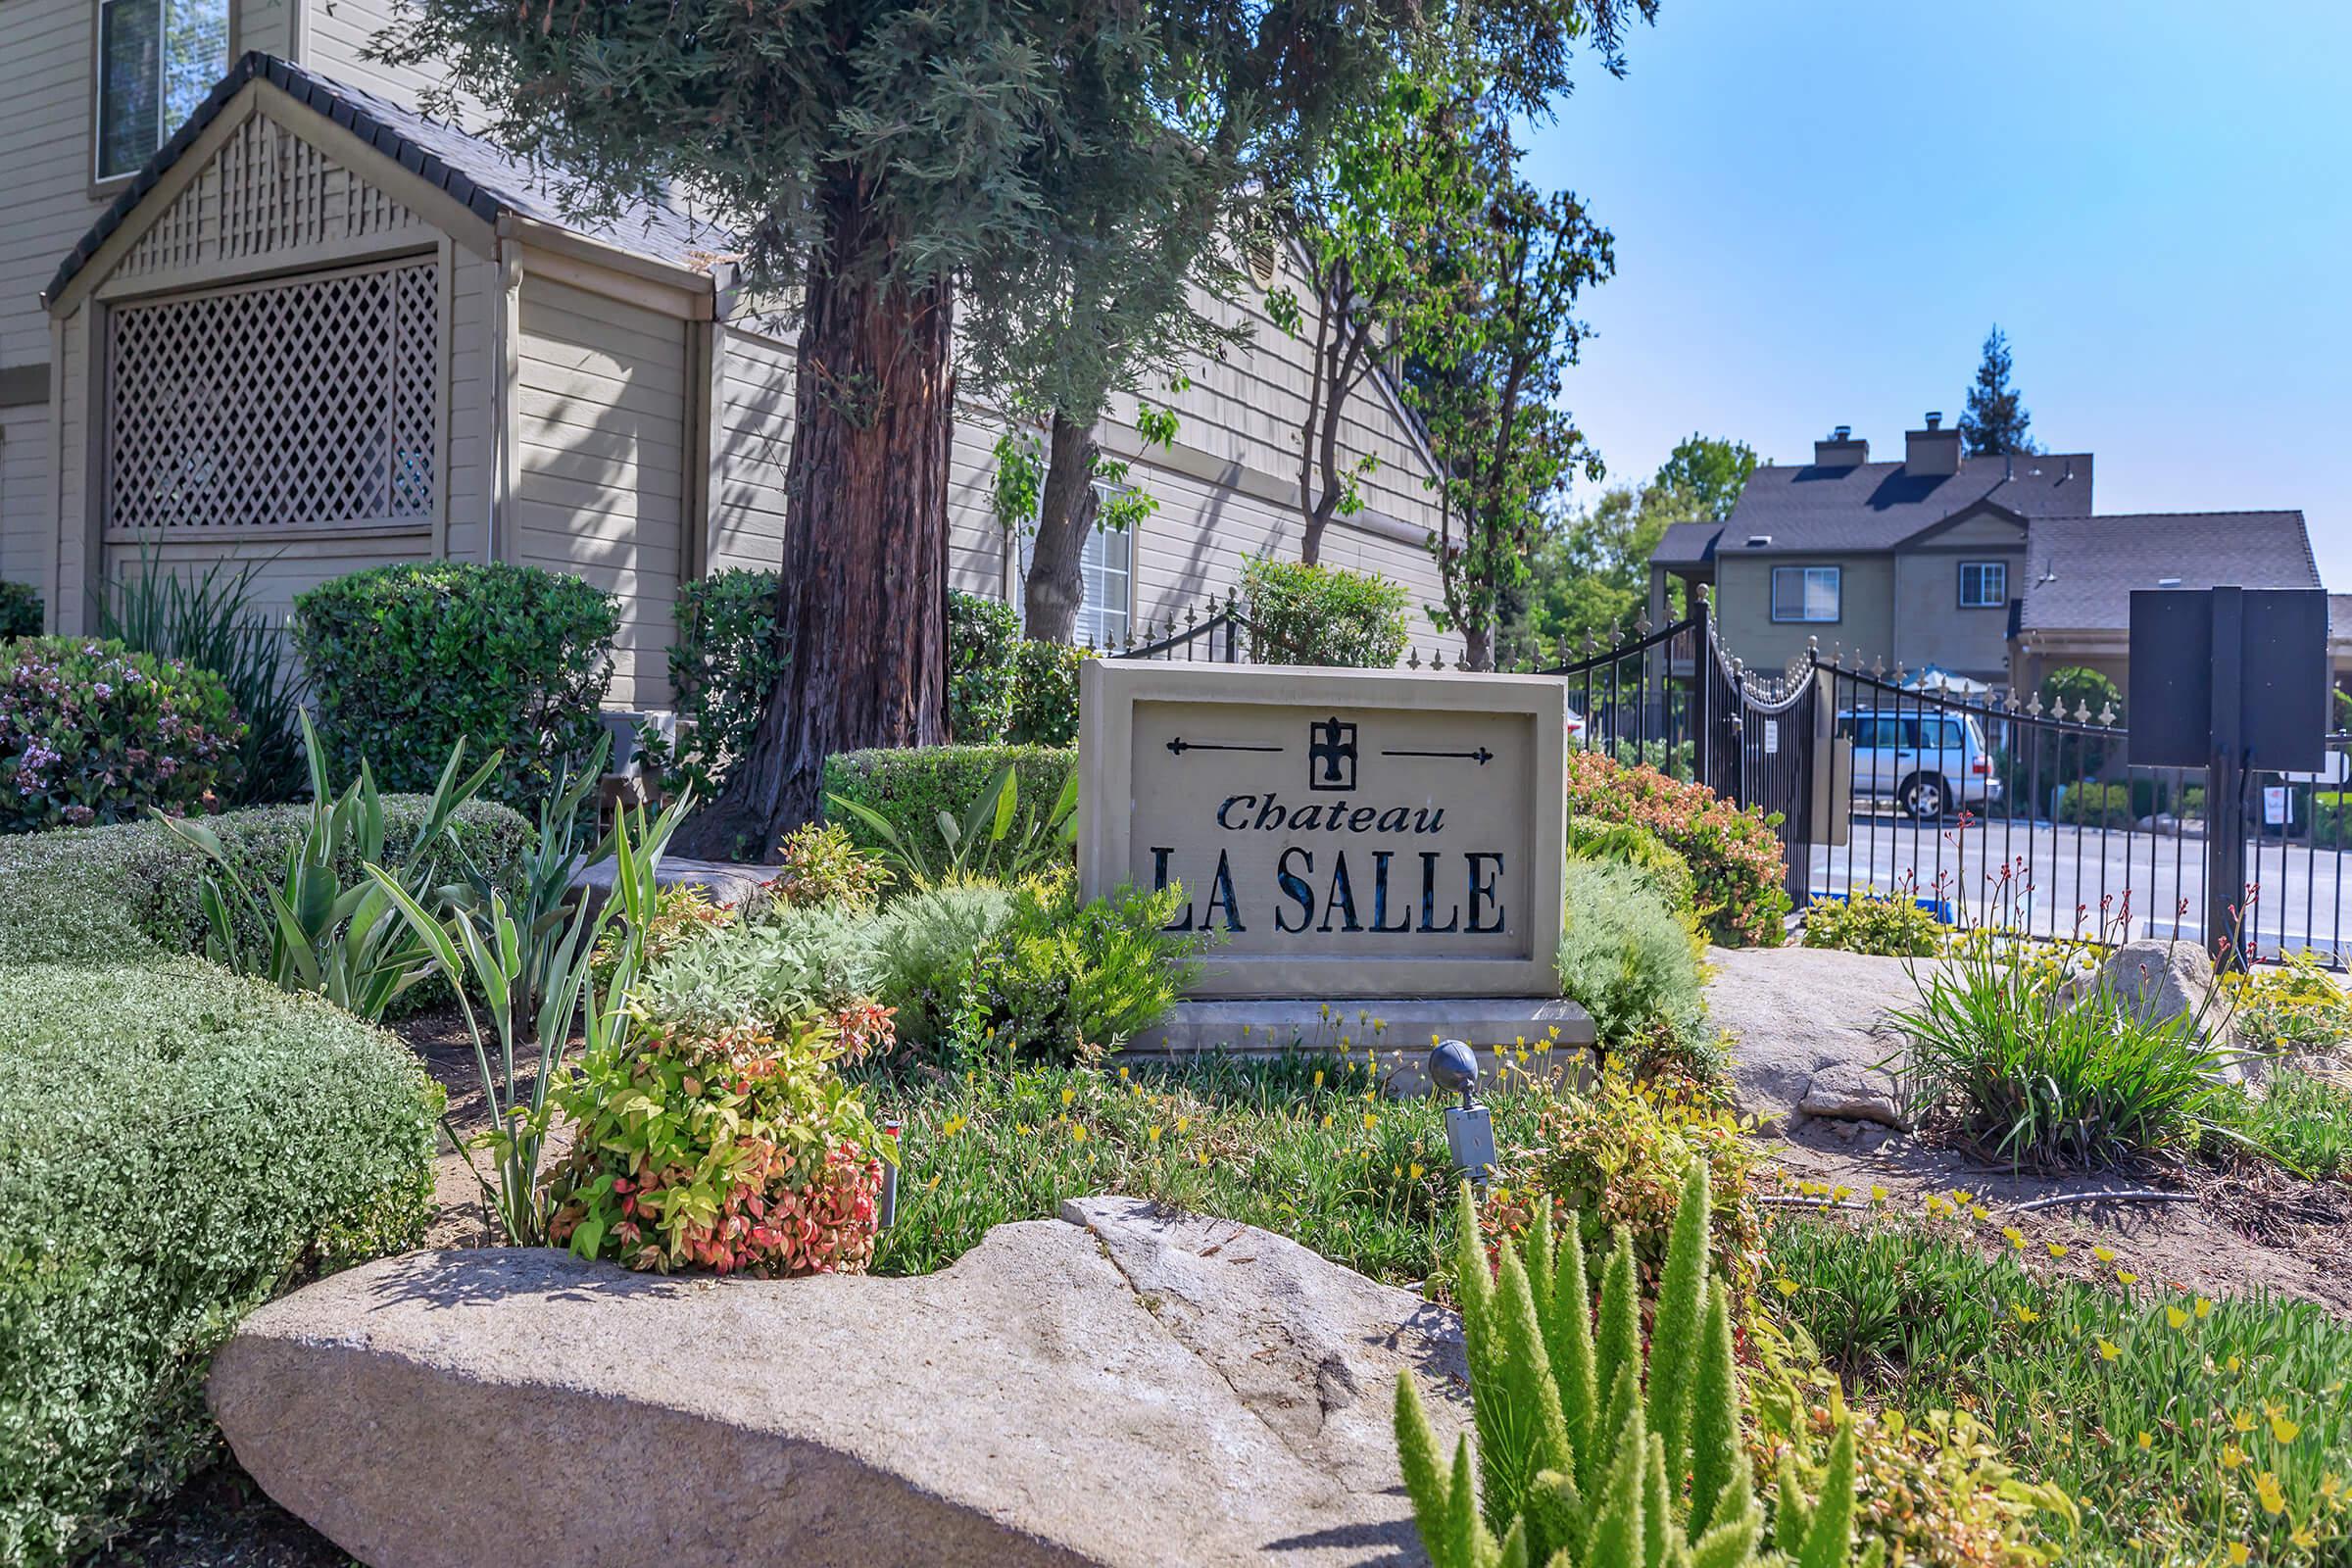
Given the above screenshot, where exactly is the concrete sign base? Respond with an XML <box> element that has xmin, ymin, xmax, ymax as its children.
<box><xmin>1124</xmin><ymin>996</ymin><xmax>1597</xmax><ymax>1096</ymax></box>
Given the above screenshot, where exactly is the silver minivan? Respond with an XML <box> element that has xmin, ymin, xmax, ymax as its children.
<box><xmin>1836</xmin><ymin>708</ymin><xmax>2001</xmax><ymax>819</ymax></box>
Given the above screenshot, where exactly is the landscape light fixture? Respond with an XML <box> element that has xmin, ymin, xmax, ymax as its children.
<box><xmin>1429</xmin><ymin>1040</ymin><xmax>1496</xmax><ymax>1188</ymax></box>
<box><xmin>878</xmin><ymin>1119</ymin><xmax>901</xmax><ymax>1231</ymax></box>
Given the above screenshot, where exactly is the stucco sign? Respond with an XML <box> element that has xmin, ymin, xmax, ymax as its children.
<box><xmin>1077</xmin><ymin>662</ymin><xmax>1568</xmax><ymax>999</ymax></box>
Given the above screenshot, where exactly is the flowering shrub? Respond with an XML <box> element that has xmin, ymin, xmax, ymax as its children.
<box><xmin>1483</xmin><ymin>1066</ymin><xmax>1767</xmax><ymax>1301</ymax></box>
<box><xmin>1565</xmin><ymin>749</ymin><xmax>1788</xmax><ymax>947</ymax></box>
<box><xmin>1803</xmin><ymin>892</ymin><xmax>1948</xmax><ymax>958</ymax></box>
<box><xmin>756</xmin><ymin>819</ymin><xmax>893</xmax><ymax>911</ymax></box>
<box><xmin>0</xmin><ymin>637</ymin><xmax>243</xmax><ymax>835</ymax></box>
<box><xmin>546</xmin><ymin>1008</ymin><xmax>888</xmax><ymax>1276</ymax></box>
<box><xmin>2221</xmin><ymin>949</ymin><xmax>2352</xmax><ymax>1054</ymax></box>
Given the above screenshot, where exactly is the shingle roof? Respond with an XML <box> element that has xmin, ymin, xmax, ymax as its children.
<box><xmin>2016</xmin><ymin>511</ymin><xmax>2319</xmax><ymax>633</ymax></box>
<box><xmin>46</xmin><ymin>52</ymin><xmax>727</xmax><ymax>306</ymax></box>
<box><xmin>1649</xmin><ymin>521</ymin><xmax>1723</xmax><ymax>568</ymax></box>
<box><xmin>1704</xmin><ymin>451</ymin><xmax>2094</xmax><ymax>557</ymax></box>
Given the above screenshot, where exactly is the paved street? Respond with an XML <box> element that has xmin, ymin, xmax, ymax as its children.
<box><xmin>1806</xmin><ymin>812</ymin><xmax>2352</xmax><ymax>960</ymax></box>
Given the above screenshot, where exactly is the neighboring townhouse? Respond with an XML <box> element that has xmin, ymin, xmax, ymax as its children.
<box><xmin>1647</xmin><ymin>417</ymin><xmax>2093</xmax><ymax>684</ymax></box>
<box><xmin>0</xmin><ymin>12</ymin><xmax>1459</xmax><ymax>716</ymax></box>
<box><xmin>2008</xmin><ymin>510</ymin><xmax>2342</xmax><ymax>698</ymax></box>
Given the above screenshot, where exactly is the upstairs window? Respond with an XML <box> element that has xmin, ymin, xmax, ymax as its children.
<box><xmin>97</xmin><ymin>0</ymin><xmax>228</xmax><ymax>182</ymax></box>
<box><xmin>1770</xmin><ymin>564</ymin><xmax>1840</xmax><ymax>623</ymax></box>
<box><xmin>1958</xmin><ymin>560</ymin><xmax>2008</xmax><ymax>608</ymax></box>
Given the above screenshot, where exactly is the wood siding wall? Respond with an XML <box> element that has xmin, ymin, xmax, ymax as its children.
<box><xmin>514</xmin><ymin>274</ymin><xmax>686</xmax><ymax>709</ymax></box>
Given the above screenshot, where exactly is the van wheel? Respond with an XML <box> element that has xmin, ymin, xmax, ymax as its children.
<box><xmin>1899</xmin><ymin>772</ymin><xmax>1949</xmax><ymax>821</ymax></box>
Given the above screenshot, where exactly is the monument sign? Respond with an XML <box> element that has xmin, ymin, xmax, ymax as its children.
<box><xmin>1078</xmin><ymin>662</ymin><xmax>1569</xmax><ymax>999</ymax></box>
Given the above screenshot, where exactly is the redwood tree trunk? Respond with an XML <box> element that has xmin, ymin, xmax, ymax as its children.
<box><xmin>1021</xmin><ymin>411</ymin><xmax>1102</xmax><ymax>644</ymax></box>
<box><xmin>672</xmin><ymin>186</ymin><xmax>953</xmax><ymax>859</ymax></box>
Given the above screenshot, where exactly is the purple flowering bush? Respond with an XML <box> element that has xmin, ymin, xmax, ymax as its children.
<box><xmin>0</xmin><ymin>637</ymin><xmax>243</xmax><ymax>834</ymax></box>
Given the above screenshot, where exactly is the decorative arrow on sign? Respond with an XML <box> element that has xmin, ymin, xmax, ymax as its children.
<box><xmin>1381</xmin><ymin>747</ymin><xmax>1494</xmax><ymax>765</ymax></box>
<box><xmin>1167</xmin><ymin>738</ymin><xmax>1285</xmax><ymax>756</ymax></box>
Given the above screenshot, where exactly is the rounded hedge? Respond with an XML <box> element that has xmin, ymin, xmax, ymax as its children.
<box><xmin>0</xmin><ymin>638</ymin><xmax>244</xmax><ymax>835</ymax></box>
<box><xmin>294</xmin><ymin>562</ymin><xmax>617</xmax><ymax>807</ymax></box>
<box><xmin>0</xmin><ymin>957</ymin><xmax>440</xmax><ymax>1565</ymax></box>
<box><xmin>820</xmin><ymin>744</ymin><xmax>1076</xmax><ymax>859</ymax></box>
<box><xmin>0</xmin><ymin>581</ymin><xmax>39</xmax><ymax>640</ymax></box>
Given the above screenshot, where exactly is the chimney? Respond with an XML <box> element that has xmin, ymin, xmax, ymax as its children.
<box><xmin>1813</xmin><ymin>424</ymin><xmax>1869</xmax><ymax>467</ymax></box>
<box><xmin>1905</xmin><ymin>413</ymin><xmax>1962</xmax><ymax>477</ymax></box>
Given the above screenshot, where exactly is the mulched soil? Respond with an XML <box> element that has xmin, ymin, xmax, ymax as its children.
<box><xmin>80</xmin><ymin>1466</ymin><xmax>351</xmax><ymax>1568</ymax></box>
<box><xmin>1768</xmin><ymin>1120</ymin><xmax>2352</xmax><ymax>1316</ymax></box>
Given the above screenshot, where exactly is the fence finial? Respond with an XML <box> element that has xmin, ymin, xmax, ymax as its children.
<box><xmin>2027</xmin><ymin>691</ymin><xmax>2044</xmax><ymax>717</ymax></box>
<box><xmin>2097</xmin><ymin>700</ymin><xmax>2116</xmax><ymax>726</ymax></box>
<box><xmin>1870</xmin><ymin>656</ymin><xmax>1886</xmax><ymax>678</ymax></box>
<box><xmin>1635</xmin><ymin>611</ymin><xmax>1652</xmax><ymax>636</ymax></box>
<box><xmin>1433</xmin><ymin>647</ymin><xmax>1448</xmax><ymax>671</ymax></box>
<box><xmin>1407</xmin><ymin>646</ymin><xmax>1422</xmax><ymax>669</ymax></box>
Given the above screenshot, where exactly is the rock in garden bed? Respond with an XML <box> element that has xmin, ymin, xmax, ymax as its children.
<box><xmin>209</xmin><ymin>1200</ymin><xmax>1467</xmax><ymax>1568</ymax></box>
<box><xmin>1707</xmin><ymin>944</ymin><xmax>1922</xmax><ymax>1132</ymax></box>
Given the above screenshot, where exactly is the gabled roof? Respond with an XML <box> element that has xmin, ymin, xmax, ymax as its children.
<box><xmin>1649</xmin><ymin>520</ymin><xmax>1723</xmax><ymax>569</ymax></box>
<box><xmin>2016</xmin><ymin>511</ymin><xmax>2318</xmax><ymax>634</ymax></box>
<box><xmin>1706</xmin><ymin>451</ymin><xmax>2092</xmax><ymax>557</ymax></box>
<box><xmin>46</xmin><ymin>52</ymin><xmax>726</xmax><ymax>306</ymax></box>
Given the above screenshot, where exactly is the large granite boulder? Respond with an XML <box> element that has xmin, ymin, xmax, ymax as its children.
<box><xmin>209</xmin><ymin>1199</ymin><xmax>1467</xmax><ymax>1568</ymax></box>
<box><xmin>1707</xmin><ymin>945</ymin><xmax>1922</xmax><ymax>1131</ymax></box>
<box><xmin>2055</xmin><ymin>938</ymin><xmax>2248</xmax><ymax>1080</ymax></box>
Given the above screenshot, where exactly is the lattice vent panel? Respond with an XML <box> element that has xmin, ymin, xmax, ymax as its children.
<box><xmin>121</xmin><ymin>112</ymin><xmax>423</xmax><ymax>279</ymax></box>
<box><xmin>109</xmin><ymin>261</ymin><xmax>438</xmax><ymax>531</ymax></box>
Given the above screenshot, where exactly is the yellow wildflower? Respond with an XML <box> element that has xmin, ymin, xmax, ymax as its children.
<box><xmin>2272</xmin><ymin>1414</ymin><xmax>2302</xmax><ymax>1445</ymax></box>
<box><xmin>2096</xmin><ymin>1338</ymin><xmax>2121</xmax><ymax>1362</ymax></box>
<box><xmin>2047</xmin><ymin>1241</ymin><xmax>2070</xmax><ymax>1259</ymax></box>
<box><xmin>2136</xmin><ymin>1431</ymin><xmax>2155</xmax><ymax>1450</ymax></box>
<box><xmin>2118</xmin><ymin>1270</ymin><xmax>2139</xmax><ymax>1286</ymax></box>
<box><xmin>2002</xmin><ymin>1226</ymin><xmax>2028</xmax><ymax>1250</ymax></box>
<box><xmin>1070</xmin><ymin>1124</ymin><xmax>1088</xmax><ymax>1144</ymax></box>
<box><xmin>1147</xmin><ymin>1126</ymin><xmax>1161</xmax><ymax>1145</ymax></box>
<box><xmin>2223</xmin><ymin>1444</ymin><xmax>2247</xmax><ymax>1470</ymax></box>
<box><xmin>2167</xmin><ymin>1305</ymin><xmax>2190</xmax><ymax>1330</ymax></box>
<box><xmin>2195</xmin><ymin>1296</ymin><xmax>2214</xmax><ymax>1319</ymax></box>
<box><xmin>2258</xmin><ymin>1472</ymin><xmax>2286</xmax><ymax>1516</ymax></box>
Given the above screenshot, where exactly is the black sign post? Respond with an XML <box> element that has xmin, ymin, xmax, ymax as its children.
<box><xmin>2129</xmin><ymin>586</ymin><xmax>2329</xmax><ymax>968</ymax></box>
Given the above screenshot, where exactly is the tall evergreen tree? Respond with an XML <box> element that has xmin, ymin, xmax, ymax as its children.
<box><xmin>1959</xmin><ymin>325</ymin><xmax>2038</xmax><ymax>457</ymax></box>
<box><xmin>388</xmin><ymin>0</ymin><xmax>1654</xmax><ymax>846</ymax></box>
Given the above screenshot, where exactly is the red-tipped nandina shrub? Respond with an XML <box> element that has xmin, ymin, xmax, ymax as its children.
<box><xmin>546</xmin><ymin>1007</ymin><xmax>890</xmax><ymax>1277</ymax></box>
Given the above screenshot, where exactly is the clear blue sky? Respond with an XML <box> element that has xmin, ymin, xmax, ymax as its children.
<box><xmin>1522</xmin><ymin>0</ymin><xmax>2352</xmax><ymax>580</ymax></box>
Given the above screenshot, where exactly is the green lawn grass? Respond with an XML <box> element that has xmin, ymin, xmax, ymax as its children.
<box><xmin>858</xmin><ymin>1049</ymin><xmax>1559</xmax><ymax>1283</ymax></box>
<box><xmin>1768</xmin><ymin>1214</ymin><xmax>2352</xmax><ymax>1567</ymax></box>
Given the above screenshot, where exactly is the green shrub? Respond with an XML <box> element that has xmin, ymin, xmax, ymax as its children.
<box><xmin>1556</xmin><ymin>855</ymin><xmax>1706</xmax><ymax>1053</ymax></box>
<box><xmin>637</xmin><ymin>901</ymin><xmax>883</xmax><ymax>1030</ymax></box>
<box><xmin>1569</xmin><ymin>819</ymin><xmax>1695</xmax><ymax>914</ymax></box>
<box><xmin>948</xmin><ymin>589</ymin><xmax>1021</xmax><ymax>743</ymax></box>
<box><xmin>1239</xmin><ymin>557</ymin><xmax>1410</xmax><ymax>667</ymax></box>
<box><xmin>96</xmin><ymin>547</ymin><xmax>306</xmax><ymax>805</ymax></box>
<box><xmin>1486</xmin><ymin>1066</ymin><xmax>1766</xmax><ymax>1299</ymax></box>
<box><xmin>0</xmin><ymin>580</ymin><xmax>41</xmax><ymax>640</ymax></box>
<box><xmin>1801</xmin><ymin>893</ymin><xmax>1946</xmax><ymax>958</ymax></box>
<box><xmin>0</xmin><ymin>797</ymin><xmax>531</xmax><ymax>971</ymax></box>
<box><xmin>0</xmin><ymin>957</ymin><xmax>439</xmax><ymax>1566</ymax></box>
<box><xmin>1566</xmin><ymin>748</ymin><xmax>1788</xmax><ymax>947</ymax></box>
<box><xmin>1007</xmin><ymin>639</ymin><xmax>1091</xmax><ymax>746</ymax></box>
<box><xmin>822</xmin><ymin>745</ymin><xmax>1076</xmax><ymax>859</ymax></box>
<box><xmin>0</xmin><ymin>638</ymin><xmax>245</xmax><ymax>835</ymax></box>
<box><xmin>756</xmin><ymin>820</ymin><xmax>893</xmax><ymax>912</ymax></box>
<box><xmin>2216</xmin><ymin>1065</ymin><xmax>2352</xmax><ymax>1179</ymax></box>
<box><xmin>646</xmin><ymin>567</ymin><xmax>785</xmax><ymax>801</ymax></box>
<box><xmin>2055</xmin><ymin>781</ymin><xmax>2132</xmax><ymax>828</ymax></box>
<box><xmin>961</xmin><ymin>882</ymin><xmax>1200</xmax><ymax>1062</ymax></box>
<box><xmin>869</xmin><ymin>882</ymin><xmax>1025</xmax><ymax>1050</ymax></box>
<box><xmin>2315</xmin><ymin>790</ymin><xmax>2352</xmax><ymax>849</ymax></box>
<box><xmin>294</xmin><ymin>562</ymin><xmax>617</xmax><ymax>808</ymax></box>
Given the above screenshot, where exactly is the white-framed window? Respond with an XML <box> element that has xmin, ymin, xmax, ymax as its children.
<box><xmin>1958</xmin><ymin>560</ymin><xmax>2008</xmax><ymax>608</ymax></box>
<box><xmin>1770</xmin><ymin>564</ymin><xmax>1841</xmax><ymax>623</ymax></box>
<box><xmin>96</xmin><ymin>0</ymin><xmax>228</xmax><ymax>182</ymax></box>
<box><xmin>1010</xmin><ymin>478</ymin><xmax>1136</xmax><ymax>646</ymax></box>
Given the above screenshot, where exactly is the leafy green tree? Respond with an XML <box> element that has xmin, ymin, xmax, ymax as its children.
<box><xmin>1407</xmin><ymin>115</ymin><xmax>1615</xmax><ymax>670</ymax></box>
<box><xmin>1959</xmin><ymin>325</ymin><xmax>2038</xmax><ymax>458</ymax></box>
<box><xmin>1651</xmin><ymin>434</ymin><xmax>1756</xmax><ymax>522</ymax></box>
<box><xmin>1503</xmin><ymin>479</ymin><xmax>1705</xmax><ymax>663</ymax></box>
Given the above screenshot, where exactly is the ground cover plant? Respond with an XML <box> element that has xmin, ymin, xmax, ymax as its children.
<box><xmin>2217</xmin><ymin>1066</ymin><xmax>2352</xmax><ymax>1181</ymax></box>
<box><xmin>860</xmin><ymin>1049</ymin><xmax>1557</xmax><ymax>1282</ymax></box>
<box><xmin>0</xmin><ymin>958</ymin><xmax>439</xmax><ymax>1568</ymax></box>
<box><xmin>1</xmin><ymin>637</ymin><xmax>245</xmax><ymax>834</ymax></box>
<box><xmin>1769</xmin><ymin>1211</ymin><xmax>2352</xmax><ymax>1567</ymax></box>
<box><xmin>2225</xmin><ymin>953</ymin><xmax>2352</xmax><ymax>1056</ymax></box>
<box><xmin>1566</xmin><ymin>749</ymin><xmax>1789</xmax><ymax>947</ymax></box>
<box><xmin>1801</xmin><ymin>893</ymin><xmax>1947</xmax><ymax>958</ymax></box>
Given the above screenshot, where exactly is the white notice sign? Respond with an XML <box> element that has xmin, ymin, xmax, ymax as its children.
<box><xmin>2265</xmin><ymin>785</ymin><xmax>2290</xmax><ymax>826</ymax></box>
